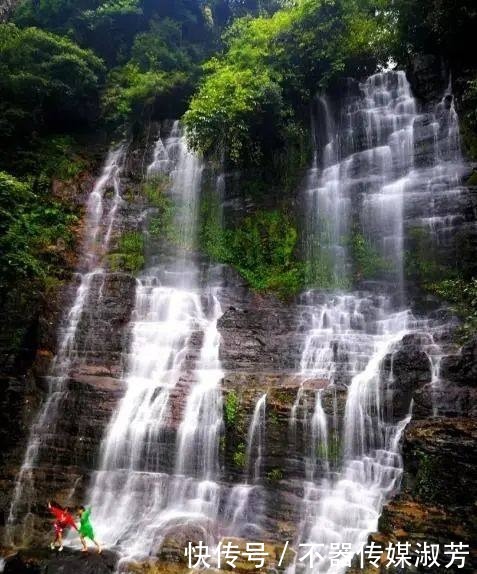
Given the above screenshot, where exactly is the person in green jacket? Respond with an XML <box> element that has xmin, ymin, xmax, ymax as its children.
<box><xmin>76</xmin><ymin>506</ymin><xmax>101</xmax><ymax>553</ymax></box>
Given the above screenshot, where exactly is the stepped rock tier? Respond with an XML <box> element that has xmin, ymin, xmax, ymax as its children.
<box><xmin>1</xmin><ymin>70</ymin><xmax>476</xmax><ymax>574</ymax></box>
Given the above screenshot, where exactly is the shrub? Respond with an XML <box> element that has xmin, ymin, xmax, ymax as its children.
<box><xmin>233</xmin><ymin>442</ymin><xmax>246</xmax><ymax>469</ymax></box>
<box><xmin>0</xmin><ymin>171</ymin><xmax>77</xmax><ymax>294</ymax></box>
<box><xmin>200</xmin><ymin>205</ymin><xmax>304</xmax><ymax>299</ymax></box>
<box><xmin>224</xmin><ymin>391</ymin><xmax>239</xmax><ymax>426</ymax></box>
<box><xmin>429</xmin><ymin>277</ymin><xmax>477</xmax><ymax>341</ymax></box>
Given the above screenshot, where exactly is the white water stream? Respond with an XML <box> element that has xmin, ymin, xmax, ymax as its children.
<box><xmin>6</xmin><ymin>147</ymin><xmax>125</xmax><ymax>545</ymax></box>
<box><xmin>88</xmin><ymin>126</ymin><xmax>225</xmax><ymax>565</ymax></box>
<box><xmin>290</xmin><ymin>70</ymin><xmax>466</xmax><ymax>573</ymax></box>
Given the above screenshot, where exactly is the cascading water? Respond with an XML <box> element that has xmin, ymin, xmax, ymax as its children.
<box><xmin>6</xmin><ymin>147</ymin><xmax>125</xmax><ymax>545</ymax></box>
<box><xmin>245</xmin><ymin>393</ymin><xmax>267</xmax><ymax>483</ymax></box>
<box><xmin>7</xmin><ymin>66</ymin><xmax>469</xmax><ymax>570</ymax></box>
<box><xmin>224</xmin><ymin>393</ymin><xmax>267</xmax><ymax>537</ymax></box>
<box><xmin>88</xmin><ymin>125</ymin><xmax>225</xmax><ymax>564</ymax></box>
<box><xmin>291</xmin><ymin>69</ymin><xmax>466</xmax><ymax>573</ymax></box>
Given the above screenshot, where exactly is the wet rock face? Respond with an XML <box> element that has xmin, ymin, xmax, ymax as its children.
<box><xmin>407</xmin><ymin>54</ymin><xmax>448</xmax><ymax>105</ymax></box>
<box><xmin>414</xmin><ymin>337</ymin><xmax>477</xmax><ymax>419</ymax></box>
<box><xmin>383</xmin><ymin>334</ymin><xmax>432</xmax><ymax>419</ymax></box>
<box><xmin>217</xmin><ymin>304</ymin><xmax>303</xmax><ymax>372</ymax></box>
<box><xmin>401</xmin><ymin>418</ymin><xmax>477</xmax><ymax>508</ymax></box>
<box><xmin>364</xmin><ymin>338</ymin><xmax>477</xmax><ymax>574</ymax></box>
<box><xmin>0</xmin><ymin>274</ymin><xmax>136</xmax><ymax>545</ymax></box>
<box><xmin>3</xmin><ymin>548</ymin><xmax>118</xmax><ymax>574</ymax></box>
<box><xmin>440</xmin><ymin>338</ymin><xmax>477</xmax><ymax>387</ymax></box>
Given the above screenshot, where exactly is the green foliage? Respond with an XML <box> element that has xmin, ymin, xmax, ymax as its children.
<box><xmin>131</xmin><ymin>18</ymin><xmax>194</xmax><ymax>72</ymax></box>
<box><xmin>84</xmin><ymin>0</ymin><xmax>142</xmax><ymax>20</ymax></box>
<box><xmin>390</xmin><ymin>0</ymin><xmax>476</xmax><ymax>67</ymax></box>
<box><xmin>404</xmin><ymin>226</ymin><xmax>447</xmax><ymax>286</ymax></box>
<box><xmin>266</xmin><ymin>468</ymin><xmax>283</xmax><ymax>482</ymax></box>
<box><xmin>185</xmin><ymin>63</ymin><xmax>283</xmax><ymax>164</ymax></box>
<box><xmin>0</xmin><ymin>24</ymin><xmax>105</xmax><ymax>141</ymax></box>
<box><xmin>0</xmin><ymin>171</ymin><xmax>77</xmax><ymax>294</ymax></box>
<box><xmin>108</xmin><ymin>231</ymin><xmax>145</xmax><ymax>274</ymax></box>
<box><xmin>462</xmin><ymin>79</ymin><xmax>477</xmax><ymax>160</ymax></box>
<box><xmin>103</xmin><ymin>65</ymin><xmax>189</xmax><ymax>126</ymax></box>
<box><xmin>316</xmin><ymin>436</ymin><xmax>341</xmax><ymax>462</ymax></box>
<box><xmin>224</xmin><ymin>390</ymin><xmax>239</xmax><ymax>426</ymax></box>
<box><xmin>404</xmin><ymin>226</ymin><xmax>477</xmax><ymax>340</ymax></box>
<box><xmin>184</xmin><ymin>0</ymin><xmax>392</xmax><ymax>165</ymax></box>
<box><xmin>232</xmin><ymin>442</ymin><xmax>246</xmax><ymax>469</ymax></box>
<box><xmin>11</xmin><ymin>0</ymin><xmax>232</xmax><ymax>128</ymax></box>
<box><xmin>225</xmin><ymin>209</ymin><xmax>303</xmax><ymax>297</ymax></box>
<box><xmin>32</xmin><ymin>136</ymin><xmax>88</xmax><ymax>180</ymax></box>
<box><xmin>429</xmin><ymin>278</ymin><xmax>477</xmax><ymax>342</ymax></box>
<box><xmin>304</xmin><ymin>226</ymin><xmax>351</xmax><ymax>290</ymax></box>
<box><xmin>305</xmin><ymin>257</ymin><xmax>349</xmax><ymax>291</ymax></box>
<box><xmin>14</xmin><ymin>0</ymin><xmax>143</xmax><ymax>64</ymax></box>
<box><xmin>350</xmin><ymin>231</ymin><xmax>392</xmax><ymax>281</ymax></box>
<box><xmin>201</xmin><ymin>205</ymin><xmax>304</xmax><ymax>298</ymax></box>
<box><xmin>148</xmin><ymin>213</ymin><xmax>175</xmax><ymax>242</ymax></box>
<box><xmin>144</xmin><ymin>175</ymin><xmax>170</xmax><ymax>207</ymax></box>
<box><xmin>199</xmin><ymin>191</ymin><xmax>230</xmax><ymax>261</ymax></box>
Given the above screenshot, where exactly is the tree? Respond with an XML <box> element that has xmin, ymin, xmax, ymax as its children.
<box><xmin>184</xmin><ymin>0</ymin><xmax>391</xmax><ymax>165</ymax></box>
<box><xmin>0</xmin><ymin>24</ymin><xmax>105</xmax><ymax>140</ymax></box>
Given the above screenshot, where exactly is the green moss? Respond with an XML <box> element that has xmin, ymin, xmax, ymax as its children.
<box><xmin>266</xmin><ymin>468</ymin><xmax>283</xmax><ymax>482</ymax></box>
<box><xmin>224</xmin><ymin>390</ymin><xmax>239</xmax><ymax>427</ymax></box>
<box><xmin>184</xmin><ymin>0</ymin><xmax>390</xmax><ymax>167</ymax></box>
<box><xmin>315</xmin><ymin>436</ymin><xmax>341</xmax><ymax>462</ymax></box>
<box><xmin>46</xmin><ymin>137</ymin><xmax>88</xmax><ymax>180</ymax></box>
<box><xmin>270</xmin><ymin>389</ymin><xmax>296</xmax><ymax>406</ymax></box>
<box><xmin>415</xmin><ymin>451</ymin><xmax>440</xmax><ymax>503</ymax></box>
<box><xmin>404</xmin><ymin>226</ymin><xmax>444</xmax><ymax>286</ymax></box>
<box><xmin>465</xmin><ymin>170</ymin><xmax>477</xmax><ymax>186</ymax></box>
<box><xmin>144</xmin><ymin>175</ymin><xmax>170</xmax><ymax>207</ymax></box>
<box><xmin>404</xmin><ymin>226</ymin><xmax>476</xmax><ymax>341</ymax></box>
<box><xmin>108</xmin><ymin>231</ymin><xmax>145</xmax><ymax>274</ymax></box>
<box><xmin>233</xmin><ymin>442</ymin><xmax>246</xmax><ymax>469</ymax></box>
<box><xmin>200</xmin><ymin>203</ymin><xmax>305</xmax><ymax>299</ymax></box>
<box><xmin>268</xmin><ymin>410</ymin><xmax>279</xmax><ymax>426</ymax></box>
<box><xmin>0</xmin><ymin>170</ymin><xmax>79</xmax><ymax>357</ymax></box>
<box><xmin>219</xmin><ymin>435</ymin><xmax>226</xmax><ymax>456</ymax></box>
<box><xmin>349</xmin><ymin>231</ymin><xmax>393</xmax><ymax>281</ymax></box>
<box><xmin>304</xmin><ymin>254</ymin><xmax>351</xmax><ymax>291</ymax></box>
<box><xmin>428</xmin><ymin>277</ymin><xmax>477</xmax><ymax>342</ymax></box>
<box><xmin>0</xmin><ymin>171</ymin><xmax>78</xmax><ymax>292</ymax></box>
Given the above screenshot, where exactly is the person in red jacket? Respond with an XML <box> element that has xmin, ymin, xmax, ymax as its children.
<box><xmin>48</xmin><ymin>501</ymin><xmax>78</xmax><ymax>551</ymax></box>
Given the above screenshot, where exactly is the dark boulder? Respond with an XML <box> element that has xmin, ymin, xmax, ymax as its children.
<box><xmin>3</xmin><ymin>548</ymin><xmax>118</xmax><ymax>574</ymax></box>
<box><xmin>384</xmin><ymin>334</ymin><xmax>432</xmax><ymax>418</ymax></box>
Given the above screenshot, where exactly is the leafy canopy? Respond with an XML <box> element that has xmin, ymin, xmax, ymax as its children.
<box><xmin>184</xmin><ymin>0</ymin><xmax>393</xmax><ymax>165</ymax></box>
<box><xmin>0</xmin><ymin>23</ymin><xmax>105</xmax><ymax>140</ymax></box>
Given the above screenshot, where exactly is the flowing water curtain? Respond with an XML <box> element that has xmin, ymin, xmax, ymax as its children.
<box><xmin>223</xmin><ymin>393</ymin><xmax>267</xmax><ymax>538</ymax></box>
<box><xmin>87</xmin><ymin>125</ymin><xmax>227</xmax><ymax>564</ymax></box>
<box><xmin>288</xmin><ymin>68</ymin><xmax>469</xmax><ymax>574</ymax></box>
<box><xmin>5</xmin><ymin>146</ymin><xmax>126</xmax><ymax>546</ymax></box>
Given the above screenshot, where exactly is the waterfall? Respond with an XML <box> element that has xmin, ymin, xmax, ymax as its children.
<box><xmin>245</xmin><ymin>393</ymin><xmax>267</xmax><ymax>482</ymax></box>
<box><xmin>6</xmin><ymin>146</ymin><xmax>125</xmax><ymax>546</ymax></box>
<box><xmin>87</xmin><ymin>125</ymin><xmax>225</xmax><ymax>564</ymax></box>
<box><xmin>224</xmin><ymin>393</ymin><xmax>267</xmax><ymax>538</ymax></box>
<box><xmin>290</xmin><ymin>69</ymin><xmax>466</xmax><ymax>573</ymax></box>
